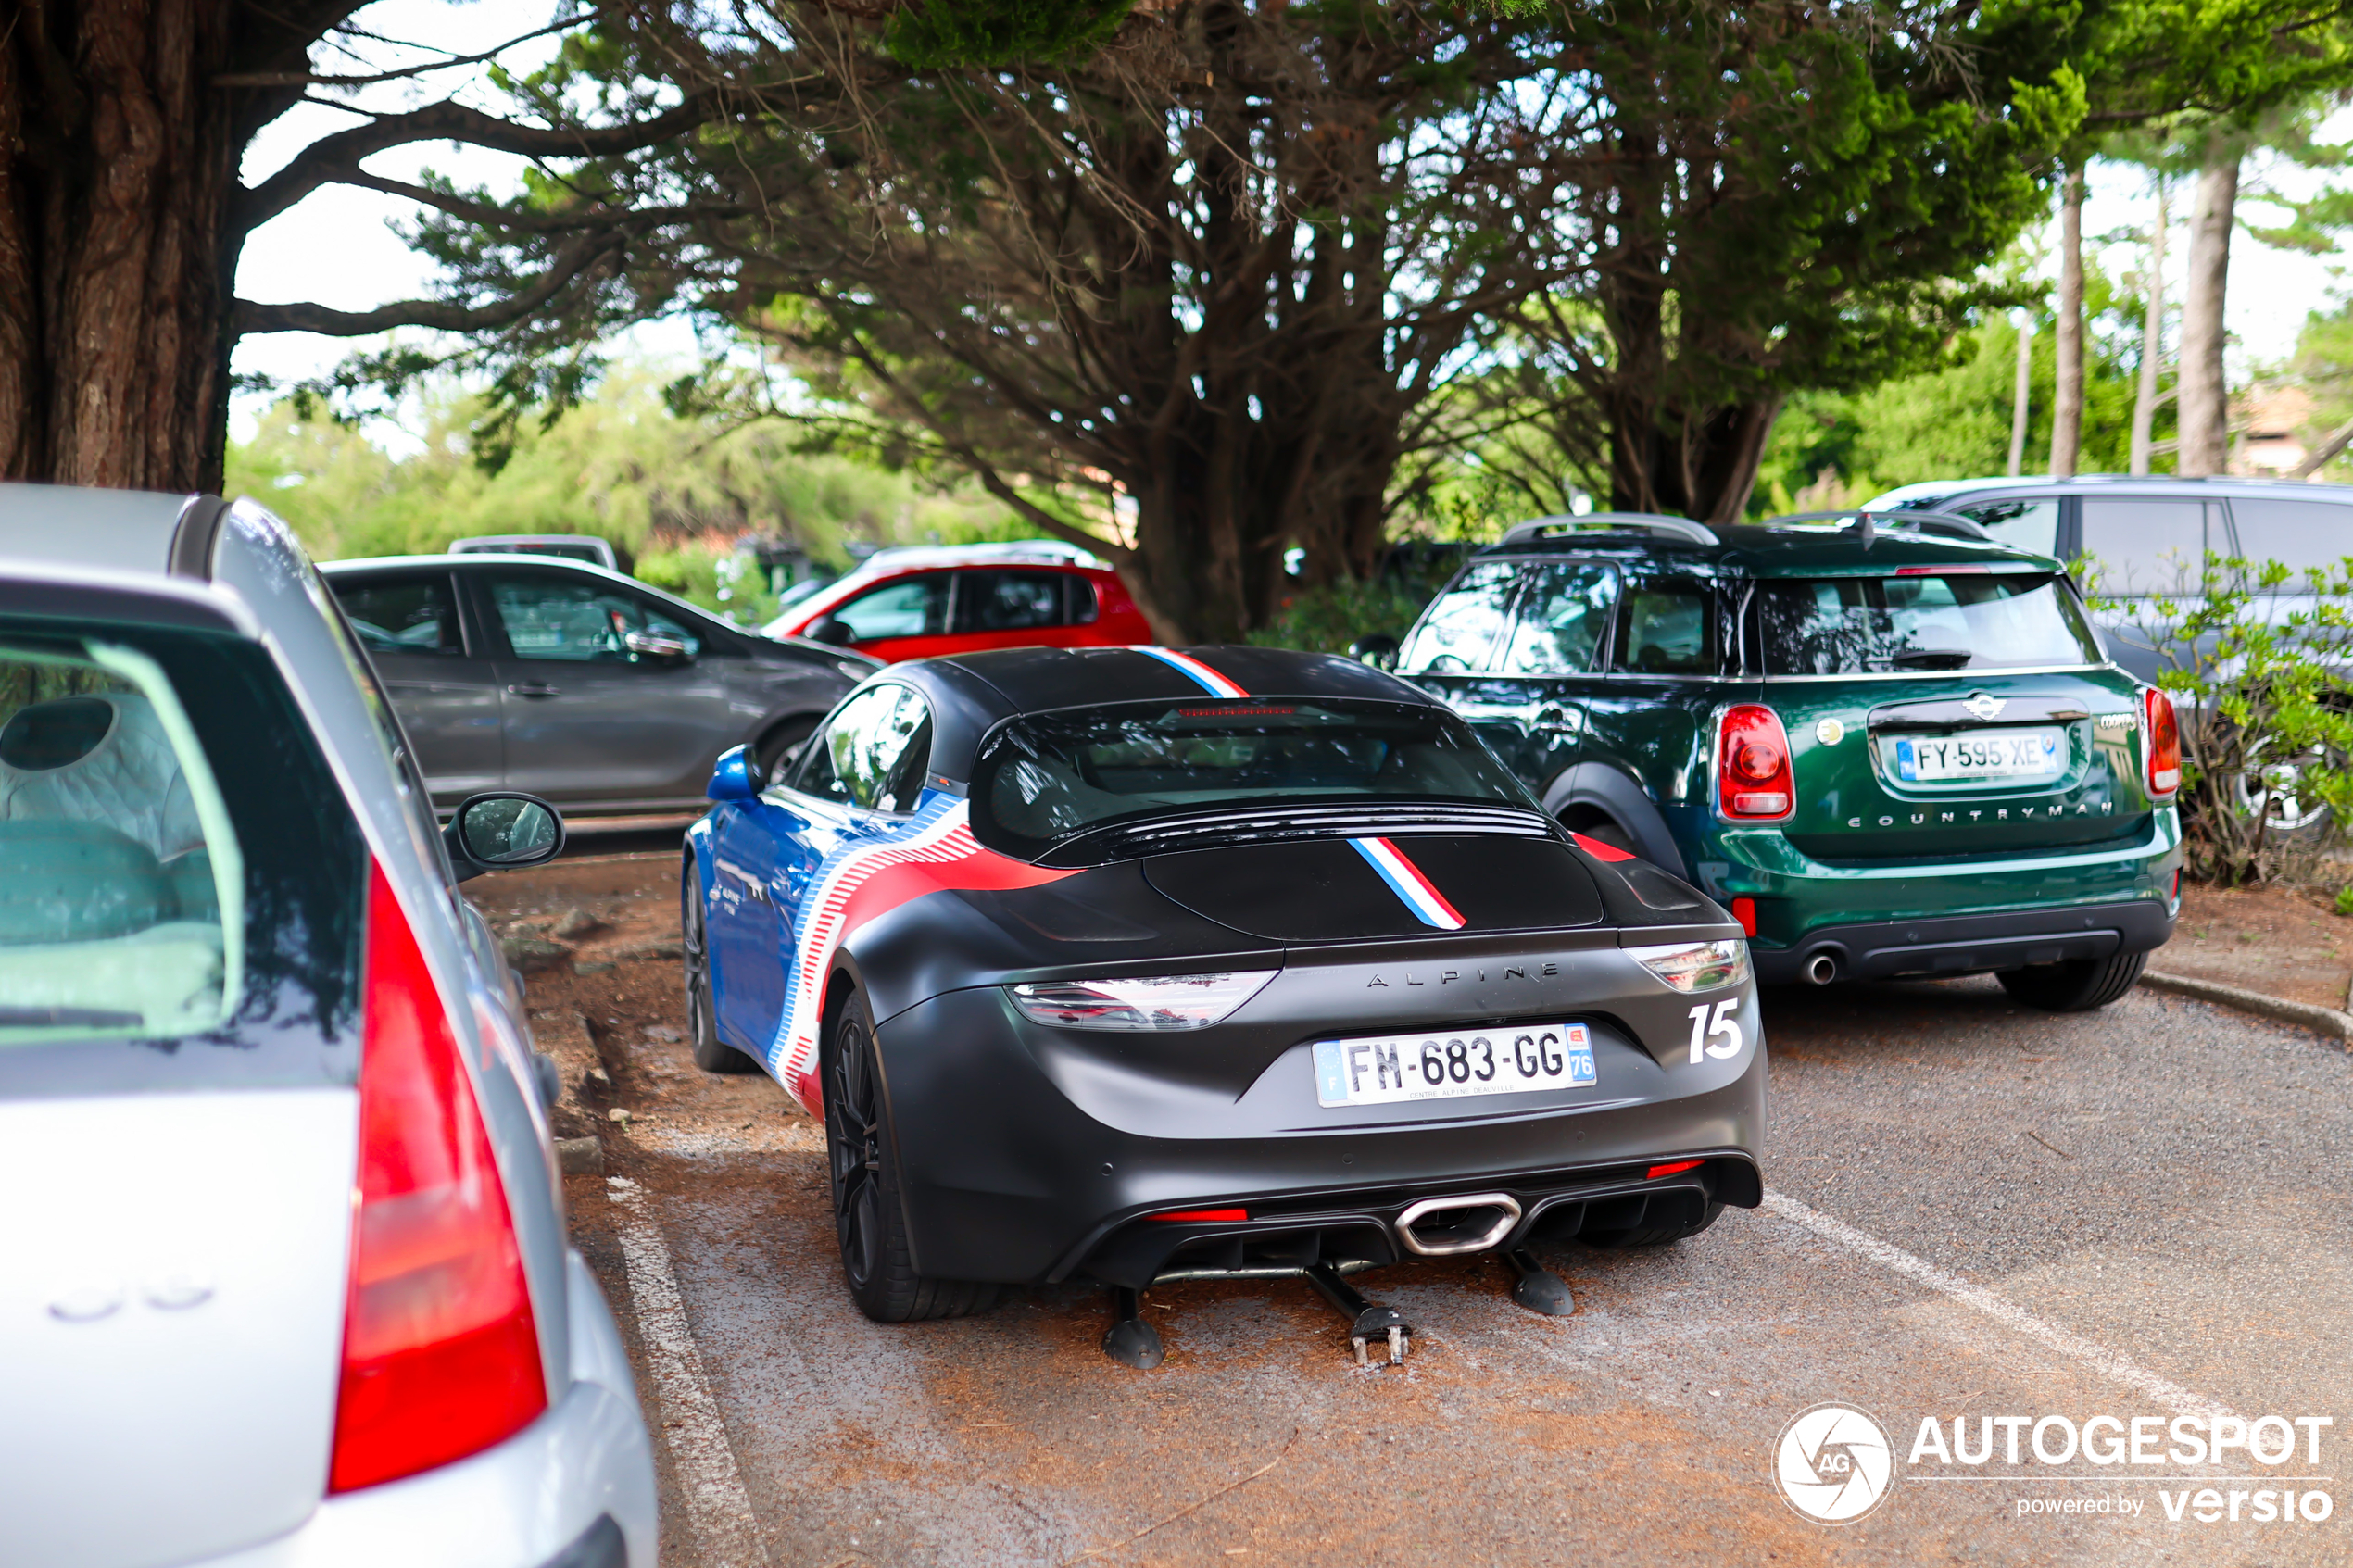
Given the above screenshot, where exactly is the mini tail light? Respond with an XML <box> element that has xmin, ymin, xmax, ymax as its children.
<box><xmin>2145</xmin><ymin>687</ymin><xmax>2181</xmax><ymax>797</ymax></box>
<box><xmin>1717</xmin><ymin>706</ymin><xmax>1794</xmax><ymax>820</ymax></box>
<box><xmin>330</xmin><ymin>864</ymin><xmax>546</xmax><ymax>1494</ymax></box>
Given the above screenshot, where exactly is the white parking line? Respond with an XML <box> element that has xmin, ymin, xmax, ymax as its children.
<box><xmin>1762</xmin><ymin>1189</ymin><xmax>2236</xmax><ymax>1422</ymax></box>
<box><xmin>607</xmin><ymin>1178</ymin><xmax>767</xmax><ymax>1567</ymax></box>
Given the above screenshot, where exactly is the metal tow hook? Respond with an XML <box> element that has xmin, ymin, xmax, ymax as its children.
<box><xmin>1304</xmin><ymin>1262</ymin><xmax>1412</xmax><ymax>1366</ymax></box>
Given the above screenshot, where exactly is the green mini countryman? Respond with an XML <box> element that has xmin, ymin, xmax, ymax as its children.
<box><xmin>1373</xmin><ymin>512</ymin><xmax>2182</xmax><ymax>1011</ymax></box>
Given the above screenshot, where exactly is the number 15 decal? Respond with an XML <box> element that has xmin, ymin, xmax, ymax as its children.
<box><xmin>1685</xmin><ymin>998</ymin><xmax>1743</xmax><ymax>1064</ymax></box>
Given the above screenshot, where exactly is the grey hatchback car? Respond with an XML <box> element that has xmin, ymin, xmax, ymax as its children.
<box><xmin>0</xmin><ymin>486</ymin><xmax>656</xmax><ymax>1567</ymax></box>
<box><xmin>321</xmin><ymin>553</ymin><xmax>875</xmax><ymax>815</ymax></box>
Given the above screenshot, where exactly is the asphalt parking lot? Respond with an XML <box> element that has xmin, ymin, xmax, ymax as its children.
<box><xmin>506</xmin><ymin>852</ymin><xmax>2353</xmax><ymax>1567</ymax></box>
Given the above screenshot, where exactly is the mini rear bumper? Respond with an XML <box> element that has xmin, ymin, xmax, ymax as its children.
<box><xmin>1750</xmin><ymin>897</ymin><xmax>2175</xmax><ymax>985</ymax></box>
<box><xmin>872</xmin><ymin>974</ymin><xmax>1767</xmax><ymax>1287</ymax></box>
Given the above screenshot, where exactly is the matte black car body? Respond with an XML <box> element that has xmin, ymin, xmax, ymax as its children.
<box><xmin>687</xmin><ymin>645</ymin><xmax>1763</xmax><ymax>1293</ymax></box>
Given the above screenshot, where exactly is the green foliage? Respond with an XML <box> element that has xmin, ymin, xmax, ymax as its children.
<box><xmin>2335</xmin><ymin>882</ymin><xmax>2353</xmax><ymax>914</ymax></box>
<box><xmin>2095</xmin><ymin>553</ymin><xmax>2353</xmax><ymax>884</ymax></box>
<box><xmin>226</xmin><ymin>367</ymin><xmax>1030</xmax><ymax>621</ymax></box>
<box><xmin>885</xmin><ymin>0</ymin><xmax>1132</xmax><ymax>68</ymax></box>
<box><xmin>1754</xmin><ymin>270</ymin><xmax>2158</xmax><ymax>510</ymax></box>
<box><xmin>1246</xmin><ymin>578</ymin><xmax>1428</xmax><ymax>657</ymax></box>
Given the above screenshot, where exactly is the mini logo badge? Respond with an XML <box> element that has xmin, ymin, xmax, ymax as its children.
<box><xmin>1774</xmin><ymin>1402</ymin><xmax>1894</xmax><ymax>1524</ymax></box>
<box><xmin>1814</xmin><ymin>718</ymin><xmax>1845</xmax><ymax>746</ymax></box>
<box><xmin>1963</xmin><ymin>693</ymin><xmax>2007</xmax><ymax>721</ymax></box>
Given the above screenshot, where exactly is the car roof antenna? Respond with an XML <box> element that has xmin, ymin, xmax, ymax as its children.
<box><xmin>1848</xmin><ymin>511</ymin><xmax>1877</xmax><ymax>549</ymax></box>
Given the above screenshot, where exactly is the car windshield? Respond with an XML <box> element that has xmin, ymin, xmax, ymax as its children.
<box><xmin>972</xmin><ymin>699</ymin><xmax>1540</xmax><ymax>855</ymax></box>
<box><xmin>1755</xmin><ymin>573</ymin><xmax>2101</xmax><ymax>675</ymax></box>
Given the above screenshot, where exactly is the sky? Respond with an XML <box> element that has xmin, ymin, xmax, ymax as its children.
<box><xmin>228</xmin><ymin>1</ymin><xmax>2353</xmax><ymax>448</ymax></box>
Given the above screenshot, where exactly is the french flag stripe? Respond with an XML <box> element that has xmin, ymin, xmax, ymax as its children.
<box><xmin>1128</xmin><ymin>646</ymin><xmax>1250</xmax><ymax>698</ymax></box>
<box><xmin>1349</xmin><ymin>836</ymin><xmax>1466</xmax><ymax>930</ymax></box>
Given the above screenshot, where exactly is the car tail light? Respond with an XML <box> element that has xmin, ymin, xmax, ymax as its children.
<box><xmin>1007</xmin><ymin>971</ymin><xmax>1277</xmax><ymax>1031</ymax></box>
<box><xmin>1648</xmin><ymin>1160</ymin><xmax>1704</xmax><ymax>1179</ymax></box>
<box><xmin>330</xmin><ymin>864</ymin><xmax>546</xmax><ymax>1494</ymax></box>
<box><xmin>1730</xmin><ymin>897</ymin><xmax>1757</xmax><ymax>937</ymax></box>
<box><xmin>2145</xmin><ymin>687</ymin><xmax>2181</xmax><ymax>797</ymax></box>
<box><xmin>1150</xmin><ymin>1209</ymin><xmax>1250</xmax><ymax>1223</ymax></box>
<box><xmin>1717</xmin><ymin>706</ymin><xmax>1794</xmax><ymax>820</ymax></box>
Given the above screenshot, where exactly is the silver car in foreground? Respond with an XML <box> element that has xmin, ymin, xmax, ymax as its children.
<box><xmin>0</xmin><ymin>486</ymin><xmax>656</xmax><ymax>1568</ymax></box>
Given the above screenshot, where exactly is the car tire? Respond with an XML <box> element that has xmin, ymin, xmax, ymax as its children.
<box><xmin>1582</xmin><ymin>1198</ymin><xmax>1725</xmax><ymax>1249</ymax></box>
<box><xmin>1995</xmin><ymin>950</ymin><xmax>2148</xmax><ymax>1012</ymax></box>
<box><xmin>823</xmin><ymin>989</ymin><xmax>1001</xmax><ymax>1323</ymax></box>
<box><xmin>753</xmin><ymin>716</ymin><xmax>821</xmax><ymax>790</ymax></box>
<box><xmin>683</xmin><ymin>862</ymin><xmax>761</xmax><ymax>1074</ymax></box>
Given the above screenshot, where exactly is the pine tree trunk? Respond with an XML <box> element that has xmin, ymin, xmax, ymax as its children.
<box><xmin>2007</xmin><ymin>317</ymin><xmax>2032</xmax><ymax>477</ymax></box>
<box><xmin>2177</xmin><ymin>152</ymin><xmax>2240</xmax><ymax>476</ymax></box>
<box><xmin>2129</xmin><ymin>179</ymin><xmax>2169</xmax><ymax>475</ymax></box>
<box><xmin>0</xmin><ymin>0</ymin><xmax>245</xmax><ymax>492</ymax></box>
<box><xmin>2048</xmin><ymin>166</ymin><xmax>2084</xmax><ymax>478</ymax></box>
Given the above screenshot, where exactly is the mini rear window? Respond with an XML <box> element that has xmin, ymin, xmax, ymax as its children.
<box><xmin>1756</xmin><ymin>573</ymin><xmax>2102</xmax><ymax>676</ymax></box>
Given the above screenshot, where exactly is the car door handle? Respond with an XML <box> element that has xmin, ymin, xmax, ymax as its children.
<box><xmin>506</xmin><ymin>683</ymin><xmax>561</xmax><ymax>698</ymax></box>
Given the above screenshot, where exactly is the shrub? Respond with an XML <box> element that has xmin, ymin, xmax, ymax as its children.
<box><xmin>1246</xmin><ymin>577</ymin><xmax>1427</xmax><ymax>656</ymax></box>
<box><xmin>2095</xmin><ymin>554</ymin><xmax>2353</xmax><ymax>885</ymax></box>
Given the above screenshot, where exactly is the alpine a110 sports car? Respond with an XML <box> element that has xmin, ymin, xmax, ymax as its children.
<box><xmin>684</xmin><ymin>644</ymin><xmax>1763</xmax><ymax>1366</ymax></box>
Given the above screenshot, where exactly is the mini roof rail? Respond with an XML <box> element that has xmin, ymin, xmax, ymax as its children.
<box><xmin>1496</xmin><ymin>513</ymin><xmax>1720</xmax><ymax>547</ymax></box>
<box><xmin>1762</xmin><ymin>508</ymin><xmax>1992</xmax><ymax>543</ymax></box>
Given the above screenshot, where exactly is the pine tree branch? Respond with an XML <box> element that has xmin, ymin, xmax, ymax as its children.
<box><xmin>231</xmin><ymin>232</ymin><xmax>621</xmax><ymax>338</ymax></box>
<box><xmin>232</xmin><ymin>93</ymin><xmax>721</xmax><ymax>238</ymax></box>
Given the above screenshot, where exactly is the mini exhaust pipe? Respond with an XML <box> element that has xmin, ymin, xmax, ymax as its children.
<box><xmin>1394</xmin><ymin>1192</ymin><xmax>1523</xmax><ymax>1257</ymax></box>
<box><xmin>1804</xmin><ymin>952</ymin><xmax>1839</xmax><ymax>985</ymax></box>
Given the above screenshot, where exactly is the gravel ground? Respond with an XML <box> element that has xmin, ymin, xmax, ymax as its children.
<box><xmin>495</xmin><ymin>853</ymin><xmax>2353</xmax><ymax>1566</ymax></box>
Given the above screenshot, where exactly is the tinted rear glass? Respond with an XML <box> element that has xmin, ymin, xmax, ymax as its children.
<box><xmin>972</xmin><ymin>699</ymin><xmax>1538</xmax><ymax>857</ymax></box>
<box><xmin>2229</xmin><ymin>497</ymin><xmax>2353</xmax><ymax>573</ymax></box>
<box><xmin>1757</xmin><ymin>574</ymin><xmax>2101</xmax><ymax>675</ymax></box>
<box><xmin>0</xmin><ymin>621</ymin><xmax>365</xmax><ymax>1099</ymax></box>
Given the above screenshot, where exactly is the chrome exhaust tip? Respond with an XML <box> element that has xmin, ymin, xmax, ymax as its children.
<box><xmin>1394</xmin><ymin>1192</ymin><xmax>1524</xmax><ymax>1256</ymax></box>
<box><xmin>1804</xmin><ymin>952</ymin><xmax>1839</xmax><ymax>985</ymax></box>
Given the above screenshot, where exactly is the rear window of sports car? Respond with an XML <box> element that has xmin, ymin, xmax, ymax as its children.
<box><xmin>970</xmin><ymin>699</ymin><xmax>1540</xmax><ymax>857</ymax></box>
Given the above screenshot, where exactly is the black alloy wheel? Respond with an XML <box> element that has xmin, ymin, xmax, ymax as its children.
<box><xmin>683</xmin><ymin>863</ymin><xmax>761</xmax><ymax>1073</ymax></box>
<box><xmin>822</xmin><ymin>990</ymin><xmax>999</xmax><ymax>1323</ymax></box>
<box><xmin>1996</xmin><ymin>950</ymin><xmax>2148</xmax><ymax>1012</ymax></box>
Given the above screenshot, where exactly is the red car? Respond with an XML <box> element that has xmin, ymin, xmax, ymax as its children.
<box><xmin>761</xmin><ymin>542</ymin><xmax>1155</xmax><ymax>662</ymax></box>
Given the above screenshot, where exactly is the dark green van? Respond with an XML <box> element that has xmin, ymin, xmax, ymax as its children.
<box><xmin>1379</xmin><ymin>513</ymin><xmax>2182</xmax><ymax>1010</ymax></box>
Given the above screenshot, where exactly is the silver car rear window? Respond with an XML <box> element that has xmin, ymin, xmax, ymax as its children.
<box><xmin>0</xmin><ymin>623</ymin><xmax>366</xmax><ymax>1098</ymax></box>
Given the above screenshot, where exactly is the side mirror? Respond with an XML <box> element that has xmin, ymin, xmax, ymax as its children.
<box><xmin>707</xmin><ymin>744</ymin><xmax>761</xmax><ymax>802</ymax></box>
<box><xmin>624</xmin><ymin>628</ymin><xmax>692</xmax><ymax>663</ymax></box>
<box><xmin>805</xmin><ymin>614</ymin><xmax>857</xmax><ymax>646</ymax></box>
<box><xmin>446</xmin><ymin>792</ymin><xmax>565</xmax><ymax>883</ymax></box>
<box><xmin>1349</xmin><ymin>633</ymin><xmax>1401</xmax><ymax>671</ymax></box>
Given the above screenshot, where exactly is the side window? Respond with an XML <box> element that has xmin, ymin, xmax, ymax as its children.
<box><xmin>1069</xmin><ymin>576</ymin><xmax>1101</xmax><ymax>624</ymax></box>
<box><xmin>953</xmin><ymin>571</ymin><xmax>1067</xmax><ymax>633</ymax></box>
<box><xmin>835</xmin><ymin>574</ymin><xmax>950</xmax><ymax>642</ymax></box>
<box><xmin>1615</xmin><ymin>580</ymin><xmax>1715</xmax><ymax>674</ymax></box>
<box><xmin>786</xmin><ymin>685</ymin><xmax>934</xmax><ymax>813</ymax></box>
<box><xmin>2078</xmin><ymin>499</ymin><xmax>2211</xmax><ymax>596</ymax></box>
<box><xmin>333</xmin><ymin>574</ymin><xmax>462</xmax><ymax>656</ymax></box>
<box><xmin>638</xmin><ymin>602</ymin><xmax>704</xmax><ymax>658</ymax></box>
<box><xmin>1500</xmin><ymin>563</ymin><xmax>1618</xmax><ymax>674</ymax></box>
<box><xmin>2226</xmin><ymin>497</ymin><xmax>2353</xmax><ymax>574</ymax></box>
<box><xmin>1954</xmin><ymin>496</ymin><xmax>2061</xmax><ymax>557</ymax></box>
<box><xmin>1399</xmin><ymin>561</ymin><xmax>1517</xmax><ymax>674</ymax></box>
<box><xmin>487</xmin><ymin>575</ymin><xmax>638</xmax><ymax>661</ymax></box>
